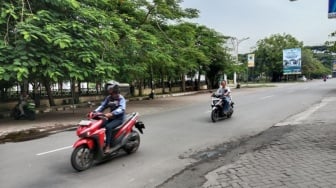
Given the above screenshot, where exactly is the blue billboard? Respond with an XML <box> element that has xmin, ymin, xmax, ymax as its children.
<box><xmin>283</xmin><ymin>48</ymin><xmax>302</xmax><ymax>75</ymax></box>
<box><xmin>329</xmin><ymin>0</ymin><xmax>336</xmax><ymax>18</ymax></box>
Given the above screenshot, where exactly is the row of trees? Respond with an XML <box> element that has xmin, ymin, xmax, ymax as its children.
<box><xmin>240</xmin><ymin>34</ymin><xmax>332</xmax><ymax>82</ymax></box>
<box><xmin>0</xmin><ymin>1</ymin><xmax>334</xmax><ymax>106</ymax></box>
<box><xmin>0</xmin><ymin>0</ymin><xmax>234</xmax><ymax>105</ymax></box>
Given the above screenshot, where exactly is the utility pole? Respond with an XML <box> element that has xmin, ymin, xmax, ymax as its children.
<box><xmin>230</xmin><ymin>37</ymin><xmax>249</xmax><ymax>86</ymax></box>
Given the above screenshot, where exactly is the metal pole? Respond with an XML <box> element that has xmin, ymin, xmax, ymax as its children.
<box><xmin>231</xmin><ymin>37</ymin><xmax>249</xmax><ymax>87</ymax></box>
<box><xmin>247</xmin><ymin>67</ymin><xmax>249</xmax><ymax>86</ymax></box>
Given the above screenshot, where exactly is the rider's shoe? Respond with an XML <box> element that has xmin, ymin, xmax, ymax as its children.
<box><xmin>104</xmin><ymin>144</ymin><xmax>120</xmax><ymax>154</ymax></box>
<box><xmin>104</xmin><ymin>147</ymin><xmax>112</xmax><ymax>154</ymax></box>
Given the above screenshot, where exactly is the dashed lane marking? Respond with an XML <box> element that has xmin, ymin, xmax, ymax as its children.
<box><xmin>36</xmin><ymin>145</ymin><xmax>72</xmax><ymax>156</ymax></box>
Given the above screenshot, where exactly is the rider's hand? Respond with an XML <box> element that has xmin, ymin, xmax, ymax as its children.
<box><xmin>105</xmin><ymin>113</ymin><xmax>113</xmax><ymax>119</ymax></box>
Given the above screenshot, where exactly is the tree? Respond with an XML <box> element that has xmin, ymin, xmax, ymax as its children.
<box><xmin>254</xmin><ymin>34</ymin><xmax>303</xmax><ymax>82</ymax></box>
<box><xmin>302</xmin><ymin>49</ymin><xmax>331</xmax><ymax>78</ymax></box>
<box><xmin>0</xmin><ymin>0</ymin><xmax>233</xmax><ymax>103</ymax></box>
<box><xmin>1</xmin><ymin>0</ymin><xmax>120</xmax><ymax>105</ymax></box>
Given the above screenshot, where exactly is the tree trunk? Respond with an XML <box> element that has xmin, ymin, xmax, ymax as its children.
<box><xmin>33</xmin><ymin>81</ymin><xmax>41</xmax><ymax>107</ymax></box>
<box><xmin>181</xmin><ymin>74</ymin><xmax>186</xmax><ymax>92</ymax></box>
<box><xmin>71</xmin><ymin>81</ymin><xmax>80</xmax><ymax>104</ymax></box>
<box><xmin>168</xmin><ymin>77</ymin><xmax>172</xmax><ymax>93</ymax></box>
<box><xmin>95</xmin><ymin>82</ymin><xmax>100</xmax><ymax>94</ymax></box>
<box><xmin>59</xmin><ymin>81</ymin><xmax>63</xmax><ymax>96</ymax></box>
<box><xmin>161</xmin><ymin>73</ymin><xmax>165</xmax><ymax>94</ymax></box>
<box><xmin>77</xmin><ymin>81</ymin><xmax>81</xmax><ymax>95</ymax></box>
<box><xmin>197</xmin><ymin>70</ymin><xmax>201</xmax><ymax>91</ymax></box>
<box><xmin>138</xmin><ymin>80</ymin><xmax>143</xmax><ymax>96</ymax></box>
<box><xmin>22</xmin><ymin>80</ymin><xmax>29</xmax><ymax>93</ymax></box>
<box><xmin>0</xmin><ymin>88</ymin><xmax>6</xmax><ymax>102</ymax></box>
<box><xmin>43</xmin><ymin>79</ymin><xmax>56</xmax><ymax>106</ymax></box>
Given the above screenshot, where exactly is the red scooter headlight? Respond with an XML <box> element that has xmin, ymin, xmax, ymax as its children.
<box><xmin>79</xmin><ymin>130</ymin><xmax>91</xmax><ymax>138</ymax></box>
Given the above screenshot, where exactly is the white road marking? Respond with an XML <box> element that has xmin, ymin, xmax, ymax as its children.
<box><xmin>36</xmin><ymin>146</ymin><xmax>72</xmax><ymax>156</ymax></box>
<box><xmin>260</xmin><ymin>95</ymin><xmax>274</xmax><ymax>100</ymax></box>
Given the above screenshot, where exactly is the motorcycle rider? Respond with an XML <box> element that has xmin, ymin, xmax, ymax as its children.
<box><xmin>94</xmin><ymin>82</ymin><xmax>126</xmax><ymax>153</ymax></box>
<box><xmin>216</xmin><ymin>80</ymin><xmax>232</xmax><ymax>114</ymax></box>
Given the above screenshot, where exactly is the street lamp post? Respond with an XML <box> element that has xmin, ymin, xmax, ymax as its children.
<box><xmin>230</xmin><ymin>37</ymin><xmax>249</xmax><ymax>86</ymax></box>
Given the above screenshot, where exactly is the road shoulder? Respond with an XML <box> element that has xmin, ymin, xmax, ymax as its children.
<box><xmin>158</xmin><ymin>95</ymin><xmax>336</xmax><ymax>188</ymax></box>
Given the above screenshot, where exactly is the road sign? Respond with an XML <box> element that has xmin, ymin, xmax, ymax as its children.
<box><xmin>283</xmin><ymin>48</ymin><xmax>302</xmax><ymax>75</ymax></box>
<box><xmin>329</xmin><ymin>0</ymin><xmax>336</xmax><ymax>18</ymax></box>
<box><xmin>247</xmin><ymin>54</ymin><xmax>255</xmax><ymax>68</ymax></box>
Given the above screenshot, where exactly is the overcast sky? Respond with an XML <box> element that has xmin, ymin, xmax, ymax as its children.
<box><xmin>181</xmin><ymin>0</ymin><xmax>336</xmax><ymax>53</ymax></box>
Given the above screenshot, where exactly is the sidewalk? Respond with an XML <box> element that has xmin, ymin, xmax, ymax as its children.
<box><xmin>203</xmin><ymin>96</ymin><xmax>336</xmax><ymax>187</ymax></box>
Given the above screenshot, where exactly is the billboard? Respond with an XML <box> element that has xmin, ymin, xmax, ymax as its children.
<box><xmin>333</xmin><ymin>61</ymin><xmax>336</xmax><ymax>71</ymax></box>
<box><xmin>247</xmin><ymin>54</ymin><xmax>255</xmax><ymax>68</ymax></box>
<box><xmin>329</xmin><ymin>0</ymin><xmax>336</xmax><ymax>18</ymax></box>
<box><xmin>283</xmin><ymin>48</ymin><xmax>302</xmax><ymax>75</ymax></box>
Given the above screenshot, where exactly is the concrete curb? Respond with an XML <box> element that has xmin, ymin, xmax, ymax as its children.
<box><xmin>0</xmin><ymin>123</ymin><xmax>77</xmax><ymax>144</ymax></box>
<box><xmin>0</xmin><ymin>103</ymin><xmax>91</xmax><ymax>119</ymax></box>
<box><xmin>128</xmin><ymin>90</ymin><xmax>213</xmax><ymax>101</ymax></box>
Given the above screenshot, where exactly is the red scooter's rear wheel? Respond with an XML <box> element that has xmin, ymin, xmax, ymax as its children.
<box><xmin>123</xmin><ymin>131</ymin><xmax>140</xmax><ymax>154</ymax></box>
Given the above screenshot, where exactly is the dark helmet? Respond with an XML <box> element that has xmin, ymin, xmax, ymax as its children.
<box><xmin>105</xmin><ymin>81</ymin><xmax>120</xmax><ymax>95</ymax></box>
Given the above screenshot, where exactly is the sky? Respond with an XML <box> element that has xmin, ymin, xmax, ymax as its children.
<box><xmin>181</xmin><ymin>0</ymin><xmax>336</xmax><ymax>54</ymax></box>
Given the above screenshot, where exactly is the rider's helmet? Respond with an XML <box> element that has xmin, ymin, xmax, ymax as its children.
<box><xmin>105</xmin><ymin>80</ymin><xmax>120</xmax><ymax>95</ymax></box>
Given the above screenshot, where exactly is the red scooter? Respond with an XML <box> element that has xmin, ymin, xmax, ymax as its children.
<box><xmin>71</xmin><ymin>112</ymin><xmax>145</xmax><ymax>171</ymax></box>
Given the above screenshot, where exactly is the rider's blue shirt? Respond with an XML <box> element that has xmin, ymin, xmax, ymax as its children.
<box><xmin>94</xmin><ymin>94</ymin><xmax>126</xmax><ymax>118</ymax></box>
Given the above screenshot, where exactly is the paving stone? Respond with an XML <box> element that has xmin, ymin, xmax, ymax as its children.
<box><xmin>203</xmin><ymin>123</ymin><xmax>336</xmax><ymax>187</ymax></box>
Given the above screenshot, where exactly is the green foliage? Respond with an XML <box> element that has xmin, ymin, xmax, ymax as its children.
<box><xmin>302</xmin><ymin>49</ymin><xmax>331</xmax><ymax>78</ymax></box>
<box><xmin>254</xmin><ymin>34</ymin><xmax>331</xmax><ymax>81</ymax></box>
<box><xmin>254</xmin><ymin>34</ymin><xmax>303</xmax><ymax>81</ymax></box>
<box><xmin>0</xmin><ymin>0</ymin><xmax>232</xmax><ymax>100</ymax></box>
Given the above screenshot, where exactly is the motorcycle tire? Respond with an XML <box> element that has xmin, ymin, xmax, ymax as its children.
<box><xmin>26</xmin><ymin>110</ymin><xmax>36</xmax><ymax>121</ymax></box>
<box><xmin>211</xmin><ymin>109</ymin><xmax>219</xmax><ymax>122</ymax></box>
<box><xmin>12</xmin><ymin>109</ymin><xmax>21</xmax><ymax>120</ymax></box>
<box><xmin>71</xmin><ymin>145</ymin><xmax>94</xmax><ymax>172</ymax></box>
<box><xmin>123</xmin><ymin>130</ymin><xmax>140</xmax><ymax>154</ymax></box>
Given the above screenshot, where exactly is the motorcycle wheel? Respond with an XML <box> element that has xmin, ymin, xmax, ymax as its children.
<box><xmin>211</xmin><ymin>109</ymin><xmax>219</xmax><ymax>122</ymax></box>
<box><xmin>26</xmin><ymin>110</ymin><xmax>36</xmax><ymax>121</ymax></box>
<box><xmin>123</xmin><ymin>130</ymin><xmax>140</xmax><ymax>154</ymax></box>
<box><xmin>71</xmin><ymin>145</ymin><xmax>94</xmax><ymax>172</ymax></box>
<box><xmin>227</xmin><ymin>111</ymin><xmax>233</xmax><ymax>118</ymax></box>
<box><xmin>11</xmin><ymin>108</ymin><xmax>20</xmax><ymax>120</ymax></box>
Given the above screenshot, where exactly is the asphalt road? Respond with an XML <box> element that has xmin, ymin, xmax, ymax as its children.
<box><xmin>1</xmin><ymin>79</ymin><xmax>335</xmax><ymax>188</ymax></box>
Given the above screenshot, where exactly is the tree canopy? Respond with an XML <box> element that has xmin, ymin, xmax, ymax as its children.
<box><xmin>253</xmin><ymin>34</ymin><xmax>330</xmax><ymax>81</ymax></box>
<box><xmin>0</xmin><ymin>0</ymin><xmax>232</xmax><ymax>104</ymax></box>
<box><xmin>1</xmin><ymin>1</ymin><xmax>333</xmax><ymax>105</ymax></box>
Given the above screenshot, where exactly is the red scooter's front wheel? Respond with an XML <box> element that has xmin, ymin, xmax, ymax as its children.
<box><xmin>71</xmin><ymin>145</ymin><xmax>94</xmax><ymax>172</ymax></box>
